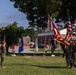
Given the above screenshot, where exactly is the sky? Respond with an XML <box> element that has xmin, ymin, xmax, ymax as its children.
<box><xmin>0</xmin><ymin>0</ymin><xmax>29</xmax><ymax>29</ymax></box>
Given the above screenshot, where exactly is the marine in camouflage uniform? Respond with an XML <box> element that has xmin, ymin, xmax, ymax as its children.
<box><xmin>70</xmin><ymin>41</ymin><xmax>75</xmax><ymax>69</ymax></box>
<box><xmin>72</xmin><ymin>41</ymin><xmax>76</xmax><ymax>69</ymax></box>
<box><xmin>66</xmin><ymin>40</ymin><xmax>73</xmax><ymax>69</ymax></box>
<box><xmin>65</xmin><ymin>47</ymin><xmax>70</xmax><ymax>68</ymax></box>
<box><xmin>0</xmin><ymin>42</ymin><xmax>6</xmax><ymax>68</ymax></box>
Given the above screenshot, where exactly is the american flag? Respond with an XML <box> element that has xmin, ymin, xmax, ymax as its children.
<box><xmin>65</xmin><ymin>22</ymin><xmax>72</xmax><ymax>41</ymax></box>
<box><xmin>65</xmin><ymin>9</ymin><xmax>72</xmax><ymax>42</ymax></box>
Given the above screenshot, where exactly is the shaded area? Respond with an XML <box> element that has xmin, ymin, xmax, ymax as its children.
<box><xmin>5</xmin><ymin>62</ymin><xmax>66</xmax><ymax>69</ymax></box>
<box><xmin>29</xmin><ymin>64</ymin><xmax>66</xmax><ymax>69</ymax></box>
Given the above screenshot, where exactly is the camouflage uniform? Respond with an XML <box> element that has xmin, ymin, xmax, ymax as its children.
<box><xmin>65</xmin><ymin>47</ymin><xmax>70</xmax><ymax>68</ymax></box>
<box><xmin>0</xmin><ymin>42</ymin><xmax>6</xmax><ymax>68</ymax></box>
<box><xmin>66</xmin><ymin>41</ymin><xmax>73</xmax><ymax>68</ymax></box>
<box><xmin>72</xmin><ymin>41</ymin><xmax>76</xmax><ymax>68</ymax></box>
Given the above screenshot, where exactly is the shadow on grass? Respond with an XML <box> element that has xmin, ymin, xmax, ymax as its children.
<box><xmin>6</xmin><ymin>63</ymin><xmax>66</xmax><ymax>69</ymax></box>
<box><xmin>5</xmin><ymin>63</ymin><xmax>26</xmax><ymax>67</ymax></box>
<box><xmin>30</xmin><ymin>65</ymin><xmax>66</xmax><ymax>69</ymax></box>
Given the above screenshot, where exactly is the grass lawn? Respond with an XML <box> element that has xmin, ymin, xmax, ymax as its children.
<box><xmin>30</xmin><ymin>48</ymin><xmax>63</xmax><ymax>53</ymax></box>
<box><xmin>0</xmin><ymin>55</ymin><xmax>76</xmax><ymax>75</ymax></box>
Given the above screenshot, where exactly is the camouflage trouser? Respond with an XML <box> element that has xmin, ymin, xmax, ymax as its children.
<box><xmin>66</xmin><ymin>52</ymin><xmax>74</xmax><ymax>67</ymax></box>
<box><xmin>1</xmin><ymin>53</ymin><xmax>5</xmax><ymax>67</ymax></box>
<box><xmin>74</xmin><ymin>52</ymin><xmax>76</xmax><ymax>67</ymax></box>
<box><xmin>66</xmin><ymin>52</ymin><xmax>69</xmax><ymax>67</ymax></box>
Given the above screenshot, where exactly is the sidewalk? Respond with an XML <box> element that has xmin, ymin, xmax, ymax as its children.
<box><xmin>8</xmin><ymin>48</ymin><xmax>63</xmax><ymax>57</ymax></box>
<box><xmin>8</xmin><ymin>47</ymin><xmax>35</xmax><ymax>53</ymax></box>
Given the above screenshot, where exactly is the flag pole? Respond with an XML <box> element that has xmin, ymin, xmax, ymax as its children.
<box><xmin>67</xmin><ymin>9</ymin><xmax>70</xmax><ymax>22</ymax></box>
<box><xmin>3</xmin><ymin>34</ymin><xmax>6</xmax><ymax>44</ymax></box>
<box><xmin>35</xmin><ymin>36</ymin><xmax>38</xmax><ymax>53</ymax></box>
<box><xmin>65</xmin><ymin>9</ymin><xmax>72</xmax><ymax>43</ymax></box>
<box><xmin>3</xmin><ymin>34</ymin><xmax>6</xmax><ymax>48</ymax></box>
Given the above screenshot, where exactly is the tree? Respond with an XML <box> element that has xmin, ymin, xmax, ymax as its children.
<box><xmin>10</xmin><ymin>0</ymin><xmax>61</xmax><ymax>29</ymax></box>
<box><xmin>2</xmin><ymin>22</ymin><xmax>25</xmax><ymax>54</ymax></box>
<box><xmin>57</xmin><ymin>0</ymin><xmax>76</xmax><ymax>36</ymax></box>
<box><xmin>23</xmin><ymin>26</ymin><xmax>42</xmax><ymax>42</ymax></box>
<box><xmin>57</xmin><ymin>0</ymin><xmax>76</xmax><ymax>23</ymax></box>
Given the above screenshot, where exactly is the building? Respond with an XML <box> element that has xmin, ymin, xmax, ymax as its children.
<box><xmin>37</xmin><ymin>28</ymin><xmax>76</xmax><ymax>45</ymax></box>
<box><xmin>38</xmin><ymin>30</ymin><xmax>54</xmax><ymax>45</ymax></box>
<box><xmin>23</xmin><ymin>36</ymin><xmax>30</xmax><ymax>46</ymax></box>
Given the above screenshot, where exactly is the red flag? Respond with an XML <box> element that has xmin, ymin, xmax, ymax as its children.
<box><xmin>65</xmin><ymin>22</ymin><xmax>72</xmax><ymax>42</ymax></box>
<box><xmin>50</xmin><ymin>17</ymin><xmax>69</xmax><ymax>46</ymax></box>
<box><xmin>51</xmin><ymin>20</ymin><xmax>64</xmax><ymax>43</ymax></box>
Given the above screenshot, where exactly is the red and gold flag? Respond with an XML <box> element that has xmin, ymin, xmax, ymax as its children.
<box><xmin>49</xmin><ymin>16</ymin><xmax>69</xmax><ymax>46</ymax></box>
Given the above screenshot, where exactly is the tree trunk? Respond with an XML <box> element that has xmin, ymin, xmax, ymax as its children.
<box><xmin>6</xmin><ymin>45</ymin><xmax>9</xmax><ymax>55</ymax></box>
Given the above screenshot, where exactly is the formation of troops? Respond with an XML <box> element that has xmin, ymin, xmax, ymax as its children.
<box><xmin>60</xmin><ymin>39</ymin><xmax>76</xmax><ymax>69</ymax></box>
<box><xmin>0</xmin><ymin>37</ymin><xmax>76</xmax><ymax>70</ymax></box>
<box><xmin>44</xmin><ymin>37</ymin><xmax>76</xmax><ymax>69</ymax></box>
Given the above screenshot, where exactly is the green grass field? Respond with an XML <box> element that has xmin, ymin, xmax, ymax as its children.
<box><xmin>0</xmin><ymin>55</ymin><xmax>76</xmax><ymax>75</ymax></box>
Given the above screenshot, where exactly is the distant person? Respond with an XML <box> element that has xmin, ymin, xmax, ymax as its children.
<box><xmin>0</xmin><ymin>42</ymin><xmax>6</xmax><ymax>68</ymax></box>
<box><xmin>60</xmin><ymin>43</ymin><xmax>66</xmax><ymax>57</ymax></box>
<box><xmin>44</xmin><ymin>43</ymin><xmax>49</xmax><ymax>54</ymax></box>
<box><xmin>50</xmin><ymin>38</ymin><xmax>55</xmax><ymax>55</ymax></box>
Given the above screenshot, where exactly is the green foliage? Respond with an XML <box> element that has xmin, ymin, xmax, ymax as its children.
<box><xmin>0</xmin><ymin>22</ymin><xmax>25</xmax><ymax>49</ymax></box>
<box><xmin>24</xmin><ymin>28</ymin><xmax>35</xmax><ymax>41</ymax></box>
<box><xmin>56</xmin><ymin>0</ymin><xmax>76</xmax><ymax>23</ymax></box>
<box><xmin>0</xmin><ymin>22</ymin><xmax>40</xmax><ymax>49</ymax></box>
<box><xmin>10</xmin><ymin>0</ymin><xmax>61</xmax><ymax>29</ymax></box>
<box><xmin>10</xmin><ymin>0</ymin><xmax>76</xmax><ymax>26</ymax></box>
<box><xmin>24</xmin><ymin>27</ymin><xmax>42</xmax><ymax>42</ymax></box>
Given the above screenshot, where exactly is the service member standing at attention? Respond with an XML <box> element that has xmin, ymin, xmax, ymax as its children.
<box><xmin>0</xmin><ymin>42</ymin><xmax>6</xmax><ymax>68</ymax></box>
<box><xmin>72</xmin><ymin>41</ymin><xmax>76</xmax><ymax>69</ymax></box>
<box><xmin>50</xmin><ymin>37</ymin><xmax>55</xmax><ymax>55</ymax></box>
<box><xmin>67</xmin><ymin>40</ymin><xmax>73</xmax><ymax>69</ymax></box>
